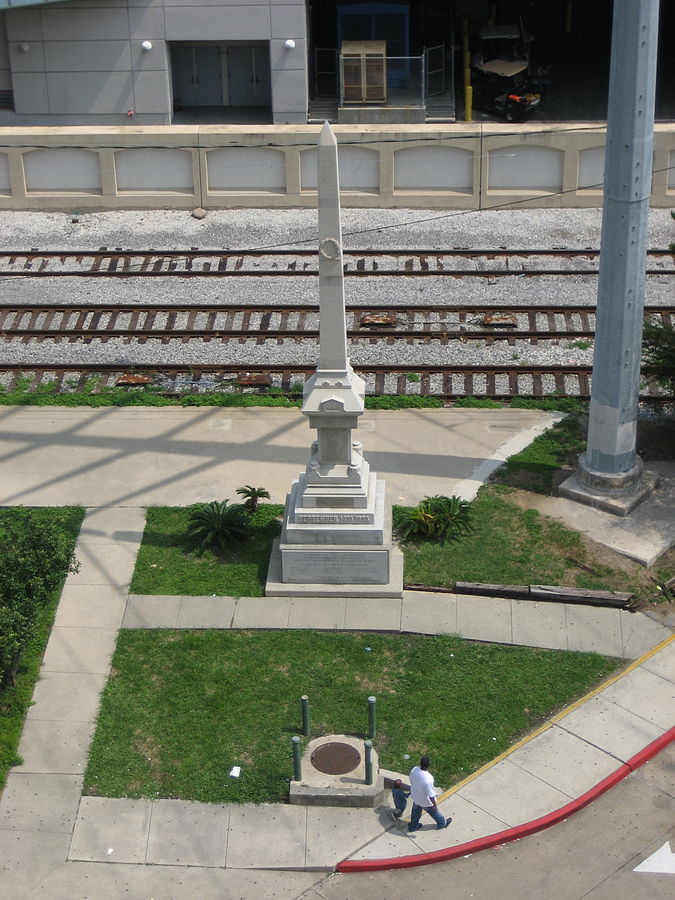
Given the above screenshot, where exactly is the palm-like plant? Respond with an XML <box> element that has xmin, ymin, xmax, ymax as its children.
<box><xmin>187</xmin><ymin>500</ymin><xmax>248</xmax><ymax>551</ymax></box>
<box><xmin>235</xmin><ymin>484</ymin><xmax>271</xmax><ymax>514</ymax></box>
<box><xmin>394</xmin><ymin>495</ymin><xmax>474</xmax><ymax>544</ymax></box>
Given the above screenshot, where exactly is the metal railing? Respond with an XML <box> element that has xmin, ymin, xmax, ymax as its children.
<box><xmin>339</xmin><ymin>54</ymin><xmax>426</xmax><ymax>108</ymax></box>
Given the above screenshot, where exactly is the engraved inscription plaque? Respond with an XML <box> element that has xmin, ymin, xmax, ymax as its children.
<box><xmin>296</xmin><ymin>513</ymin><xmax>374</xmax><ymax>524</ymax></box>
<box><xmin>282</xmin><ymin>549</ymin><xmax>389</xmax><ymax>584</ymax></box>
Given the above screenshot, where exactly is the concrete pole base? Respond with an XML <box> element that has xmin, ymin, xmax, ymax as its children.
<box><xmin>558</xmin><ymin>453</ymin><xmax>660</xmax><ymax>516</ymax></box>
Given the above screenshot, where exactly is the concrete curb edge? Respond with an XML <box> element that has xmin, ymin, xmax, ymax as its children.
<box><xmin>336</xmin><ymin>726</ymin><xmax>675</xmax><ymax>872</ymax></box>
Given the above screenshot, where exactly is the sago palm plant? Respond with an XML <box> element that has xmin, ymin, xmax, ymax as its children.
<box><xmin>235</xmin><ymin>484</ymin><xmax>271</xmax><ymax>514</ymax></box>
<box><xmin>187</xmin><ymin>500</ymin><xmax>249</xmax><ymax>551</ymax></box>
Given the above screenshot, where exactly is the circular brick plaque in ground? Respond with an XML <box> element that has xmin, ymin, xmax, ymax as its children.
<box><xmin>310</xmin><ymin>741</ymin><xmax>361</xmax><ymax>775</ymax></box>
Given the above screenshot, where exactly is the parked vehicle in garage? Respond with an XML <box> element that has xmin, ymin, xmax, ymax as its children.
<box><xmin>471</xmin><ymin>23</ymin><xmax>542</xmax><ymax>121</ymax></box>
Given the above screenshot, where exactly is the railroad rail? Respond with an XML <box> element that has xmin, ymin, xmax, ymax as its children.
<box><xmin>0</xmin><ymin>248</ymin><xmax>672</xmax><ymax>278</ymax></box>
<box><xmin>1</xmin><ymin>364</ymin><xmax>670</xmax><ymax>402</ymax></box>
<box><xmin>1</xmin><ymin>304</ymin><xmax>672</xmax><ymax>343</ymax></box>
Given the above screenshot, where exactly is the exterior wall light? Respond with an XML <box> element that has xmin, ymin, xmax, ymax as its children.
<box><xmin>284</xmin><ymin>39</ymin><xmax>296</xmax><ymax>50</ymax></box>
<box><xmin>19</xmin><ymin>43</ymin><xmax>31</xmax><ymax>53</ymax></box>
<box><xmin>141</xmin><ymin>41</ymin><xmax>153</xmax><ymax>51</ymax></box>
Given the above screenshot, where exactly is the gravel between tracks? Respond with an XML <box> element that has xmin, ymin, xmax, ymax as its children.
<box><xmin>0</xmin><ymin>208</ymin><xmax>672</xmax><ymax>252</ymax></box>
<box><xmin>0</xmin><ymin>274</ymin><xmax>672</xmax><ymax>309</ymax></box>
<box><xmin>0</xmin><ymin>207</ymin><xmax>670</xmax><ymax>375</ymax></box>
<box><xmin>1</xmin><ymin>335</ymin><xmax>595</xmax><ymax>369</ymax></box>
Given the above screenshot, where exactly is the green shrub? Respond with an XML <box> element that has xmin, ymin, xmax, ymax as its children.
<box><xmin>235</xmin><ymin>485</ymin><xmax>271</xmax><ymax>514</ymax></box>
<box><xmin>187</xmin><ymin>501</ymin><xmax>249</xmax><ymax>550</ymax></box>
<box><xmin>365</xmin><ymin>395</ymin><xmax>443</xmax><ymax>409</ymax></box>
<box><xmin>454</xmin><ymin>396</ymin><xmax>503</xmax><ymax>408</ymax></box>
<box><xmin>394</xmin><ymin>495</ymin><xmax>474</xmax><ymax>544</ymax></box>
<box><xmin>509</xmin><ymin>397</ymin><xmax>585</xmax><ymax>413</ymax></box>
<box><xmin>0</xmin><ymin>509</ymin><xmax>80</xmax><ymax>686</ymax></box>
<box><xmin>642</xmin><ymin>318</ymin><xmax>675</xmax><ymax>394</ymax></box>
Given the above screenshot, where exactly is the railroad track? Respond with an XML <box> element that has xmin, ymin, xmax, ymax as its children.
<box><xmin>1</xmin><ymin>304</ymin><xmax>672</xmax><ymax>343</ymax></box>
<box><xmin>0</xmin><ymin>247</ymin><xmax>672</xmax><ymax>278</ymax></box>
<box><xmin>1</xmin><ymin>363</ymin><xmax>670</xmax><ymax>401</ymax></box>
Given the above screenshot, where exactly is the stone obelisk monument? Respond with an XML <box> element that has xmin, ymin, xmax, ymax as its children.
<box><xmin>266</xmin><ymin>122</ymin><xmax>402</xmax><ymax>598</ymax></box>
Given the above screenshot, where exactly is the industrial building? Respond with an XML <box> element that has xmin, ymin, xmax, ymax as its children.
<box><xmin>0</xmin><ymin>0</ymin><xmax>672</xmax><ymax>127</ymax></box>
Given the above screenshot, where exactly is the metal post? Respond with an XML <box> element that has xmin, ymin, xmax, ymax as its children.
<box><xmin>364</xmin><ymin>740</ymin><xmax>374</xmax><ymax>785</ymax></box>
<box><xmin>559</xmin><ymin>0</ymin><xmax>661</xmax><ymax>514</ymax></box>
<box><xmin>465</xmin><ymin>85</ymin><xmax>473</xmax><ymax>123</ymax></box>
<box><xmin>292</xmin><ymin>736</ymin><xmax>302</xmax><ymax>781</ymax></box>
<box><xmin>301</xmin><ymin>694</ymin><xmax>310</xmax><ymax>737</ymax></box>
<box><xmin>367</xmin><ymin>695</ymin><xmax>377</xmax><ymax>739</ymax></box>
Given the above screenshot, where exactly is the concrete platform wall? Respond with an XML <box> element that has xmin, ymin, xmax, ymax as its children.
<box><xmin>0</xmin><ymin>122</ymin><xmax>673</xmax><ymax>210</ymax></box>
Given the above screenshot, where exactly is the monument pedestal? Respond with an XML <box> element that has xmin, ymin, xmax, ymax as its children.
<box><xmin>265</xmin><ymin>538</ymin><xmax>403</xmax><ymax>598</ymax></box>
<box><xmin>266</xmin><ymin>467</ymin><xmax>403</xmax><ymax>598</ymax></box>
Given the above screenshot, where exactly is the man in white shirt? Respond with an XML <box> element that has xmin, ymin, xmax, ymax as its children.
<box><xmin>408</xmin><ymin>756</ymin><xmax>450</xmax><ymax>832</ymax></box>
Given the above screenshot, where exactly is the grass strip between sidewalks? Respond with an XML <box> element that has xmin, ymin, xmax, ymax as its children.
<box><xmin>84</xmin><ymin>629</ymin><xmax>620</xmax><ymax>805</ymax></box>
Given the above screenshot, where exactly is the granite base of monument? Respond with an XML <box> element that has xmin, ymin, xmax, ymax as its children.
<box><xmin>265</xmin><ymin>539</ymin><xmax>404</xmax><ymax>598</ymax></box>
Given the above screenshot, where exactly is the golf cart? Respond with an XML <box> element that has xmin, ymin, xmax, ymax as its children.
<box><xmin>471</xmin><ymin>23</ymin><xmax>541</xmax><ymax>121</ymax></box>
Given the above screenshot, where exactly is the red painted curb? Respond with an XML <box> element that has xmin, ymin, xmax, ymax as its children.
<box><xmin>336</xmin><ymin>725</ymin><xmax>675</xmax><ymax>873</ymax></box>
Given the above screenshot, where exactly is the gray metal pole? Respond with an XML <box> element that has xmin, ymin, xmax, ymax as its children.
<box><xmin>291</xmin><ymin>736</ymin><xmax>302</xmax><ymax>781</ymax></box>
<box><xmin>367</xmin><ymin>695</ymin><xmax>377</xmax><ymax>739</ymax></box>
<box><xmin>561</xmin><ymin>0</ymin><xmax>661</xmax><ymax>513</ymax></box>
<box><xmin>301</xmin><ymin>695</ymin><xmax>310</xmax><ymax>737</ymax></box>
<box><xmin>364</xmin><ymin>740</ymin><xmax>374</xmax><ymax>785</ymax></box>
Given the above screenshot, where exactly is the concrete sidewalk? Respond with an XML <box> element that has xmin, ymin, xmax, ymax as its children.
<box><xmin>0</xmin><ymin>405</ymin><xmax>563</xmax><ymax>508</ymax></box>
<box><xmin>0</xmin><ymin>402</ymin><xmax>673</xmax><ymax>895</ymax></box>
<box><xmin>0</xmin><ymin>506</ymin><xmax>672</xmax><ymax>894</ymax></box>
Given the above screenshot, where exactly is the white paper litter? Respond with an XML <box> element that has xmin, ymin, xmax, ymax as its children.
<box><xmin>229</xmin><ymin>766</ymin><xmax>241</xmax><ymax>778</ymax></box>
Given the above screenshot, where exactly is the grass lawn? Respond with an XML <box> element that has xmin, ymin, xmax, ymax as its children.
<box><xmin>400</xmin><ymin>483</ymin><xmax>671</xmax><ymax>603</ymax></box>
<box><xmin>84</xmin><ymin>629</ymin><xmax>619</xmax><ymax>805</ymax></box>
<box><xmin>0</xmin><ymin>507</ymin><xmax>85</xmax><ymax>789</ymax></box>
<box><xmin>130</xmin><ymin>504</ymin><xmax>284</xmax><ymax>597</ymax></box>
<box><xmin>130</xmin><ymin>488</ymin><xmax>671</xmax><ymax>604</ymax></box>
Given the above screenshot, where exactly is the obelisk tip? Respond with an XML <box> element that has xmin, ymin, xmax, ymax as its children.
<box><xmin>319</xmin><ymin>120</ymin><xmax>336</xmax><ymax>146</ymax></box>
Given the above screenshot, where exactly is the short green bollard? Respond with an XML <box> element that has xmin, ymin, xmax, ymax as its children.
<box><xmin>292</xmin><ymin>736</ymin><xmax>302</xmax><ymax>781</ymax></box>
<box><xmin>368</xmin><ymin>695</ymin><xmax>377</xmax><ymax>739</ymax></box>
<box><xmin>364</xmin><ymin>740</ymin><xmax>374</xmax><ymax>785</ymax></box>
<box><xmin>301</xmin><ymin>694</ymin><xmax>310</xmax><ymax>737</ymax></box>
